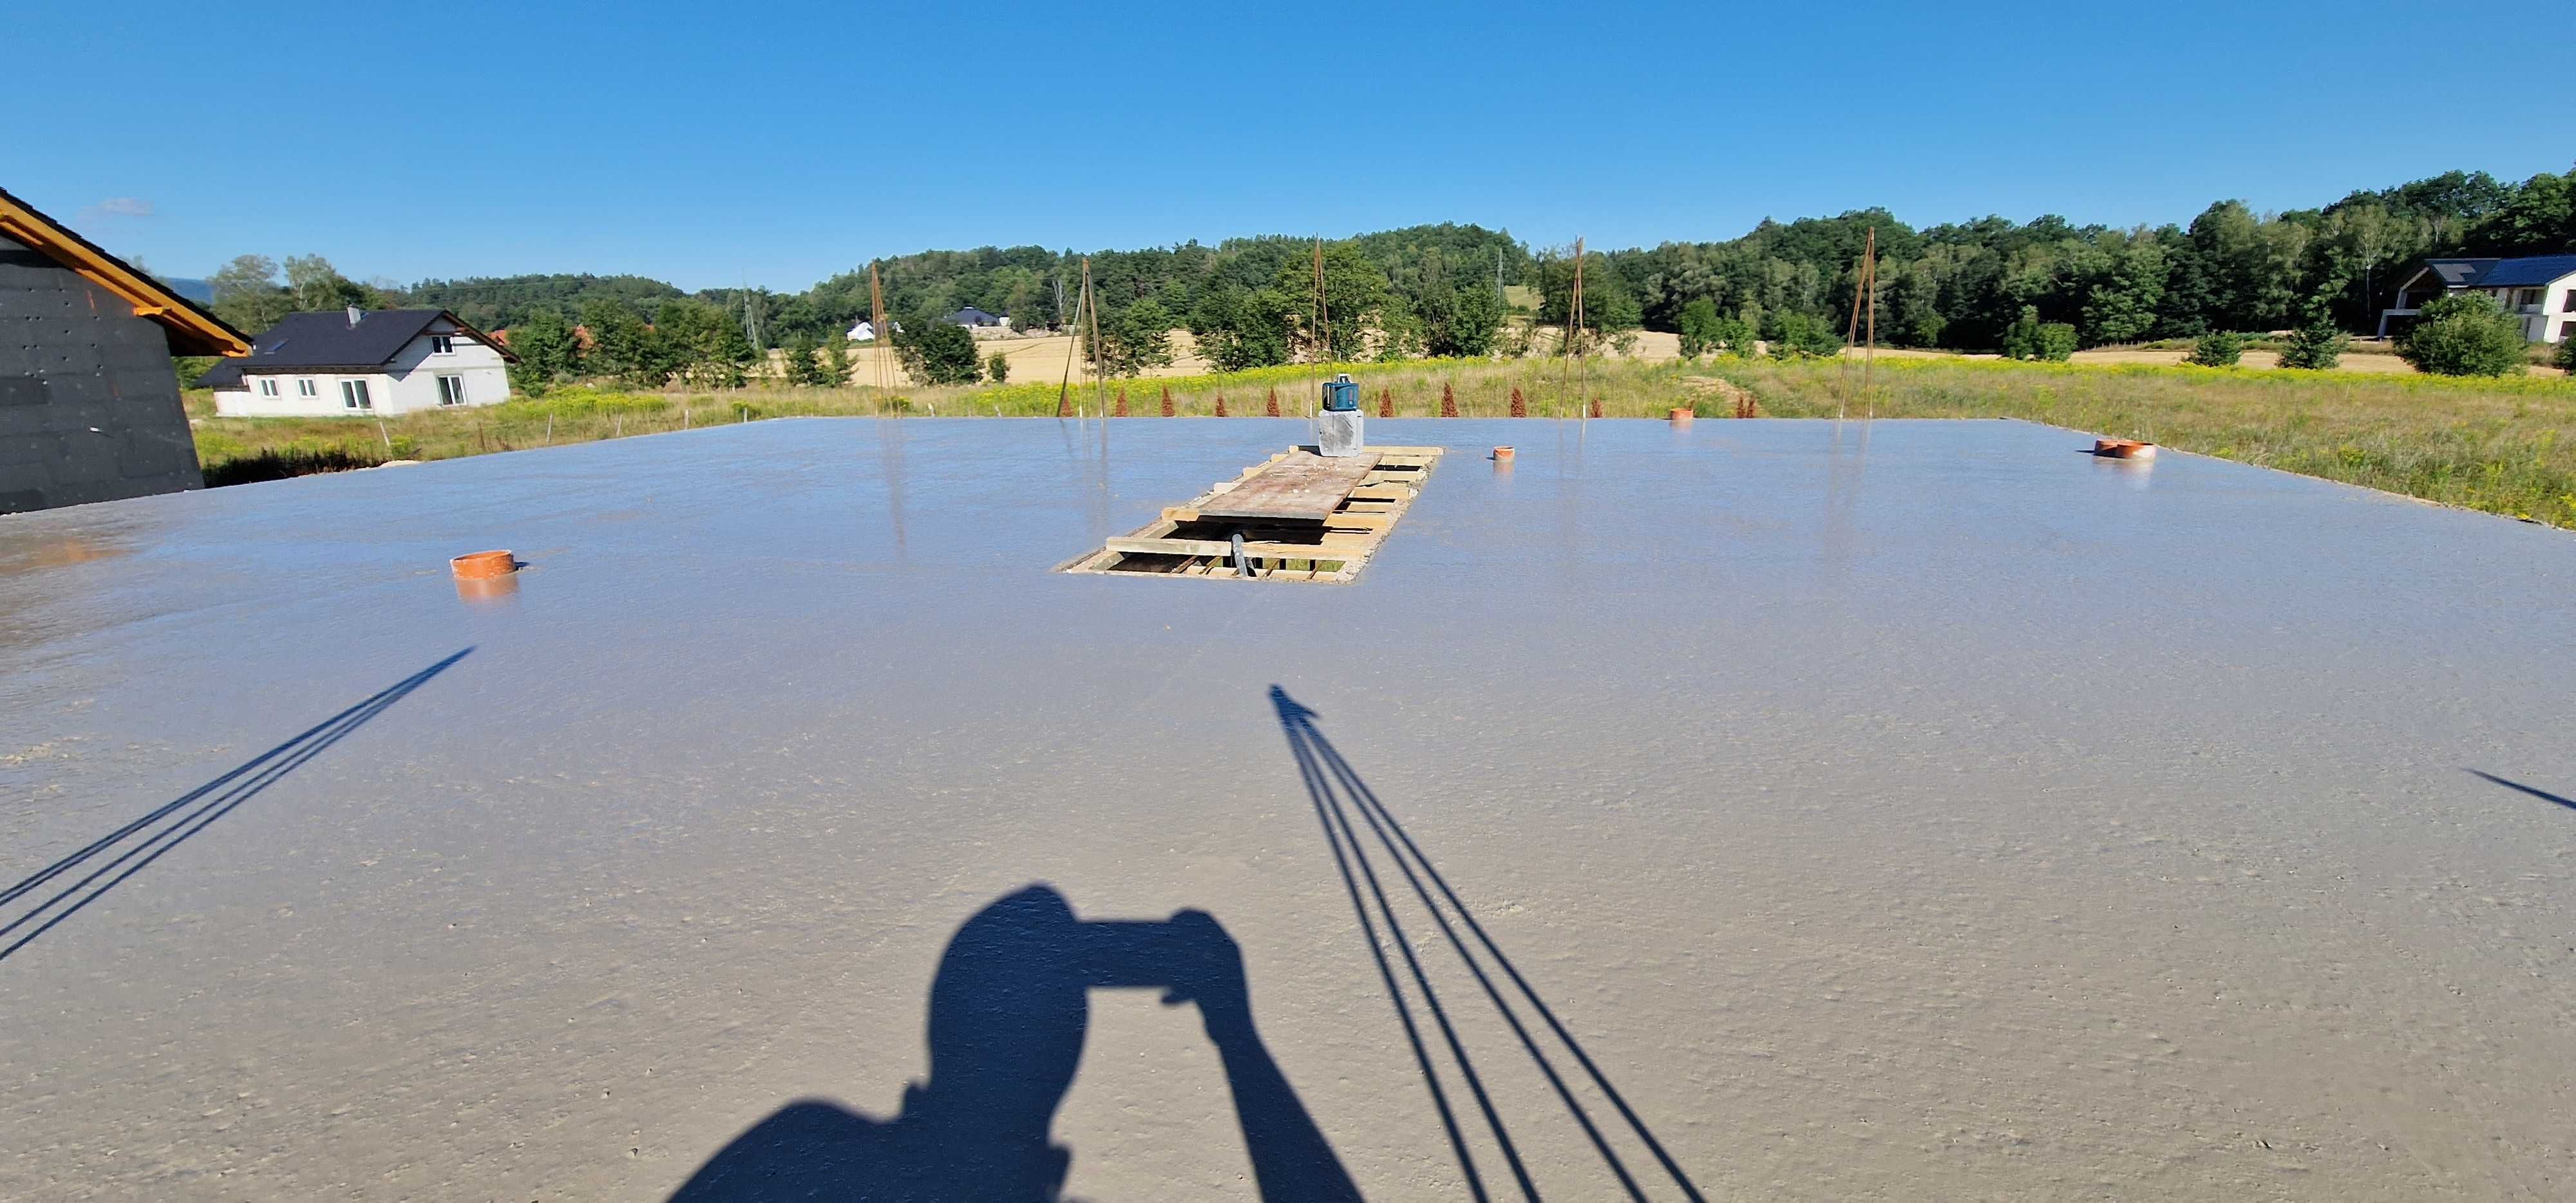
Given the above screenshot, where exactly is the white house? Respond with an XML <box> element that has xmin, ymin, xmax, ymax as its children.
<box><xmin>2378</xmin><ymin>254</ymin><xmax>2576</xmax><ymax>344</ymax></box>
<box><xmin>199</xmin><ymin>308</ymin><xmax>516</xmax><ymax>416</ymax></box>
<box><xmin>847</xmin><ymin>319</ymin><xmax>874</xmax><ymax>341</ymax></box>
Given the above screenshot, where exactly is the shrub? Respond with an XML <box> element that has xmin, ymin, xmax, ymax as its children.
<box><xmin>2558</xmin><ymin>336</ymin><xmax>2576</xmax><ymax>373</ymax></box>
<box><xmin>1711</xmin><ymin>314</ymin><xmax>1757</xmax><ymax>357</ymax></box>
<box><xmin>1996</xmin><ymin>307</ymin><xmax>2075</xmax><ymax>361</ymax></box>
<box><xmin>2000</xmin><ymin>307</ymin><xmax>2043</xmax><ymax>359</ymax></box>
<box><xmin>1676</xmin><ymin>298</ymin><xmax>1721</xmax><ymax>359</ymax></box>
<box><xmin>1770</xmin><ymin>312</ymin><xmax>1842</xmax><ymax>359</ymax></box>
<box><xmin>2035</xmin><ymin>323</ymin><xmax>2078</xmax><ymax>362</ymax></box>
<box><xmin>2399</xmin><ymin>294</ymin><xmax>2529</xmax><ymax>377</ymax></box>
<box><xmin>985</xmin><ymin>352</ymin><xmax>1010</xmax><ymax>384</ymax></box>
<box><xmin>898</xmin><ymin>321</ymin><xmax>983</xmax><ymax>385</ymax></box>
<box><xmin>2279</xmin><ymin>317</ymin><xmax>2348</xmax><ymax>370</ymax></box>
<box><xmin>784</xmin><ymin>334</ymin><xmax>829</xmax><ymax>386</ymax></box>
<box><xmin>2186</xmin><ymin>330</ymin><xmax>2245</xmax><ymax>367</ymax></box>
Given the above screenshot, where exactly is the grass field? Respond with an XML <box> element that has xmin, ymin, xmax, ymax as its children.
<box><xmin>185</xmin><ymin>352</ymin><xmax>2576</xmax><ymax>528</ymax></box>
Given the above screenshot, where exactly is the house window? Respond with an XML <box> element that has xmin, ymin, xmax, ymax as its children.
<box><xmin>340</xmin><ymin>380</ymin><xmax>373</xmax><ymax>410</ymax></box>
<box><xmin>437</xmin><ymin>375</ymin><xmax>469</xmax><ymax>406</ymax></box>
<box><xmin>2514</xmin><ymin>288</ymin><xmax>2543</xmax><ymax>309</ymax></box>
<box><xmin>256</xmin><ymin>377</ymin><xmax>279</xmax><ymax>397</ymax></box>
<box><xmin>430</xmin><ymin>334</ymin><xmax>455</xmax><ymax>355</ymax></box>
<box><xmin>296</xmin><ymin>378</ymin><xmax>318</xmax><ymax>397</ymax></box>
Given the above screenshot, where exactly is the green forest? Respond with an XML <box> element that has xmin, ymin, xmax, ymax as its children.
<box><xmin>196</xmin><ymin>166</ymin><xmax>2575</xmax><ymax>387</ymax></box>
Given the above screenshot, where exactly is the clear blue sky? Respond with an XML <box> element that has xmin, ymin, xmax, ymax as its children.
<box><xmin>7</xmin><ymin>1</ymin><xmax>2564</xmax><ymax>292</ymax></box>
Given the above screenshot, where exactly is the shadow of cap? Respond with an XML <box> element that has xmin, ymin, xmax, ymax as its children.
<box><xmin>920</xmin><ymin>884</ymin><xmax>1088</xmax><ymax>1135</ymax></box>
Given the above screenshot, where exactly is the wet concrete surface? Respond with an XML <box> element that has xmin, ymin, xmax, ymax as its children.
<box><xmin>2</xmin><ymin>417</ymin><xmax>2572</xmax><ymax>1200</ymax></box>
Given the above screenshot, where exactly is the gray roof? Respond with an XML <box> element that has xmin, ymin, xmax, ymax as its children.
<box><xmin>2416</xmin><ymin>255</ymin><xmax>2576</xmax><ymax>290</ymax></box>
<box><xmin>2476</xmin><ymin>254</ymin><xmax>2576</xmax><ymax>288</ymax></box>
<box><xmin>2423</xmin><ymin>259</ymin><xmax>2497</xmax><ymax>287</ymax></box>
<box><xmin>945</xmin><ymin>306</ymin><xmax>1003</xmax><ymax>325</ymax></box>
<box><xmin>194</xmin><ymin>310</ymin><xmax>488</xmax><ymax>387</ymax></box>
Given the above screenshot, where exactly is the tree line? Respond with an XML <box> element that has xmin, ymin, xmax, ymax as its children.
<box><xmin>193</xmin><ymin>167</ymin><xmax>2573</xmax><ymax>390</ymax></box>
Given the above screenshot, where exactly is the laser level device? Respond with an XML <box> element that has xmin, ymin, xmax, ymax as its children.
<box><xmin>1316</xmin><ymin>373</ymin><xmax>1363</xmax><ymax>457</ymax></box>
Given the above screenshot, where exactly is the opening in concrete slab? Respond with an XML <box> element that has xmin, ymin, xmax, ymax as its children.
<box><xmin>1060</xmin><ymin>445</ymin><xmax>1442</xmax><ymax>583</ymax></box>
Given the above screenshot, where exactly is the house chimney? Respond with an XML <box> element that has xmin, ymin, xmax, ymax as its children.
<box><xmin>346</xmin><ymin>305</ymin><xmax>363</xmax><ymax>328</ymax></box>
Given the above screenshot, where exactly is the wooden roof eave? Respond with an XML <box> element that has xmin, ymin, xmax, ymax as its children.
<box><xmin>0</xmin><ymin>187</ymin><xmax>254</xmax><ymax>357</ymax></box>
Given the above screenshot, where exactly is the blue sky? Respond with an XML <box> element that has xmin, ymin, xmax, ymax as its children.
<box><xmin>6</xmin><ymin>1</ymin><xmax>2564</xmax><ymax>292</ymax></box>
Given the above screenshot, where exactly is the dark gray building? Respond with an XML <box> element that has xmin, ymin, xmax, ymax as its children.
<box><xmin>1</xmin><ymin>185</ymin><xmax>249</xmax><ymax>515</ymax></box>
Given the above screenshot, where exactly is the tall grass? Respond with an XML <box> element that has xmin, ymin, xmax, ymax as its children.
<box><xmin>186</xmin><ymin>354</ymin><xmax>2576</xmax><ymax>527</ymax></box>
<box><xmin>1698</xmin><ymin>356</ymin><xmax>2576</xmax><ymax>527</ymax></box>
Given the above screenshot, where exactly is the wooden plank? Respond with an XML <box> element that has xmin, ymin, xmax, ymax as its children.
<box><xmin>1323</xmin><ymin>513</ymin><xmax>1395</xmax><ymax>531</ymax></box>
<box><xmin>1197</xmin><ymin>450</ymin><xmax>1383</xmax><ymax>524</ymax></box>
<box><xmin>1106</xmin><ymin>536</ymin><xmax>1378</xmax><ymax>561</ymax></box>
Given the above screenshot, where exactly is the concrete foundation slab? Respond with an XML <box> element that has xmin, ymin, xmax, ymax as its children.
<box><xmin>2</xmin><ymin>419</ymin><xmax>2573</xmax><ymax>1200</ymax></box>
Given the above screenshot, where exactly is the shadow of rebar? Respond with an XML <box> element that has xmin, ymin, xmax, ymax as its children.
<box><xmin>0</xmin><ymin>648</ymin><xmax>472</xmax><ymax>964</ymax></box>
<box><xmin>1271</xmin><ymin>685</ymin><xmax>1705</xmax><ymax>1202</ymax></box>
<box><xmin>2467</xmin><ymin>770</ymin><xmax>2576</xmax><ymax>812</ymax></box>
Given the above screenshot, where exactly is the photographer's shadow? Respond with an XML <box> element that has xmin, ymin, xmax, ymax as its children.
<box><xmin>671</xmin><ymin>884</ymin><xmax>1359</xmax><ymax>1202</ymax></box>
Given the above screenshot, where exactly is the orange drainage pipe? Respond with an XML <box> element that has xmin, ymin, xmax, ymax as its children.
<box><xmin>2093</xmin><ymin>439</ymin><xmax>2157</xmax><ymax>460</ymax></box>
<box><xmin>1669</xmin><ymin>406</ymin><xmax>1693</xmax><ymax>423</ymax></box>
<box><xmin>1491</xmin><ymin>446</ymin><xmax>1515</xmax><ymax>463</ymax></box>
<box><xmin>451</xmin><ymin>549</ymin><xmax>517</xmax><ymax>579</ymax></box>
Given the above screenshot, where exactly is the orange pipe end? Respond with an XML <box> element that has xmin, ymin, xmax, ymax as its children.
<box><xmin>2093</xmin><ymin>439</ymin><xmax>2157</xmax><ymax>460</ymax></box>
<box><xmin>1669</xmin><ymin>407</ymin><xmax>1694</xmax><ymax>423</ymax></box>
<box><xmin>451</xmin><ymin>549</ymin><xmax>517</xmax><ymax>579</ymax></box>
<box><xmin>1491</xmin><ymin>446</ymin><xmax>1515</xmax><ymax>462</ymax></box>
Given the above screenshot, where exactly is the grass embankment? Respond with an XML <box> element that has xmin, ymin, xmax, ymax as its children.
<box><xmin>188</xmin><ymin>355</ymin><xmax>2576</xmax><ymax>527</ymax></box>
<box><xmin>1700</xmin><ymin>357</ymin><xmax>2576</xmax><ymax>526</ymax></box>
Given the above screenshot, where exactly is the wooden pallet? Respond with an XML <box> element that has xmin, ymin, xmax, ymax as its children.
<box><xmin>1059</xmin><ymin>445</ymin><xmax>1443</xmax><ymax>583</ymax></box>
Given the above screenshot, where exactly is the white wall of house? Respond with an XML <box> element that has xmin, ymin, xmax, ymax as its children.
<box><xmin>376</xmin><ymin>318</ymin><xmax>511</xmax><ymax>411</ymax></box>
<box><xmin>2378</xmin><ymin>270</ymin><xmax>2576</xmax><ymax>343</ymax></box>
<box><xmin>209</xmin><ymin>317</ymin><xmax>512</xmax><ymax>415</ymax></box>
<box><xmin>2532</xmin><ymin>279</ymin><xmax>2575</xmax><ymax>345</ymax></box>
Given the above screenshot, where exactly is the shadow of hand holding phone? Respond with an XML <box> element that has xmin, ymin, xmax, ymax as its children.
<box><xmin>671</xmin><ymin>884</ymin><xmax>1359</xmax><ymax>1202</ymax></box>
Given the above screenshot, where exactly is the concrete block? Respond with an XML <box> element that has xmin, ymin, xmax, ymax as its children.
<box><xmin>0</xmin><ymin>405</ymin><xmax>48</xmax><ymax>437</ymax></box>
<box><xmin>33</xmin><ymin>341</ymin><xmax>102</xmax><ymax>376</ymax></box>
<box><xmin>41</xmin><ymin>372</ymin><xmax>109</xmax><ymax>405</ymax></box>
<box><xmin>1</xmin><ymin>454</ymin><xmax>49</xmax><ymax>488</ymax></box>
<box><xmin>111</xmin><ymin>367</ymin><xmax>179</xmax><ymax>401</ymax></box>
<box><xmin>1316</xmin><ymin>409</ymin><xmax>1365</xmax><ymax>457</ymax></box>
<box><xmin>0</xmin><ymin>432</ymin><xmax>64</xmax><ymax>466</ymax></box>
<box><xmin>117</xmin><ymin>428</ymin><xmax>191</xmax><ymax>477</ymax></box>
<box><xmin>55</xmin><ymin>430</ymin><xmax>121</xmax><ymax>475</ymax></box>
<box><xmin>0</xmin><ymin>336</ymin><xmax>38</xmax><ymax>377</ymax></box>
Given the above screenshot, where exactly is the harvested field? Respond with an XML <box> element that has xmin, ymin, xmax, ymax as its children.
<box><xmin>5</xmin><ymin>418</ymin><xmax>2573</xmax><ymax>1199</ymax></box>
